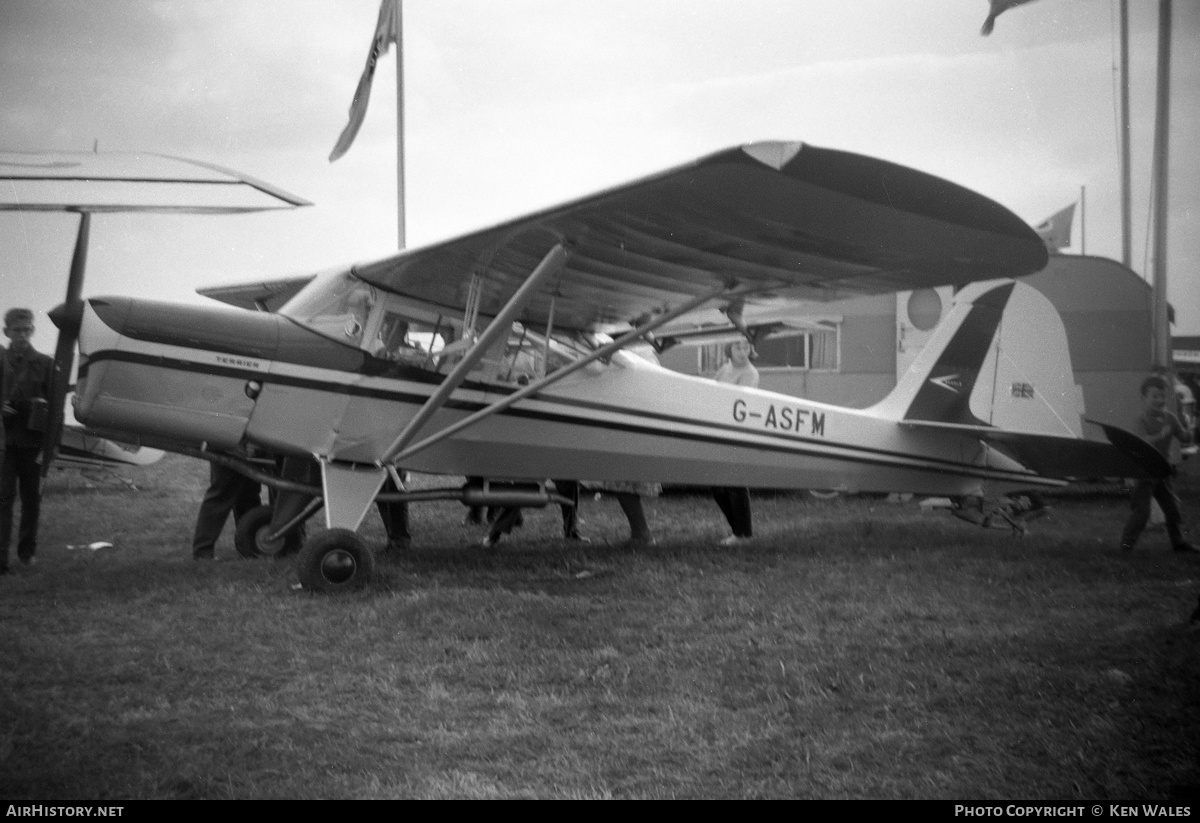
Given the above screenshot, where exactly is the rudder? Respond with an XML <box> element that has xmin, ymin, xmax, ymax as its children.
<box><xmin>869</xmin><ymin>280</ymin><xmax>1083</xmax><ymax>438</ymax></box>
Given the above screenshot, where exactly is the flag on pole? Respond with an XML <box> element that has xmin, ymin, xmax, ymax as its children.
<box><xmin>329</xmin><ymin>0</ymin><xmax>399</xmax><ymax>162</ymax></box>
<box><xmin>981</xmin><ymin>0</ymin><xmax>1040</xmax><ymax>36</ymax></box>
<box><xmin>1035</xmin><ymin>203</ymin><xmax>1076</xmax><ymax>251</ymax></box>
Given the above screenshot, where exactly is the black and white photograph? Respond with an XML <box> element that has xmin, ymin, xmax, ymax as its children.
<box><xmin>1</xmin><ymin>0</ymin><xmax>1198</xmax><ymax>802</ymax></box>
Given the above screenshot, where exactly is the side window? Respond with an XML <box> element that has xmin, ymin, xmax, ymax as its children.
<box><xmin>372</xmin><ymin>311</ymin><xmax>427</xmax><ymax>365</ymax></box>
<box><xmin>369</xmin><ymin>304</ymin><xmax>457</xmax><ymax>370</ymax></box>
<box><xmin>469</xmin><ymin>324</ymin><xmax>588</xmax><ymax>385</ymax></box>
<box><xmin>501</xmin><ymin>325</ymin><xmax>545</xmax><ymax>385</ymax></box>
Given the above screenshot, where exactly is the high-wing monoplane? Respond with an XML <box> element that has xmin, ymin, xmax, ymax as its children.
<box><xmin>50</xmin><ymin>141</ymin><xmax>1166</xmax><ymax>592</ymax></box>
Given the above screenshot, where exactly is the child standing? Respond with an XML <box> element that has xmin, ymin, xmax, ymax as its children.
<box><xmin>1120</xmin><ymin>375</ymin><xmax>1197</xmax><ymax>553</ymax></box>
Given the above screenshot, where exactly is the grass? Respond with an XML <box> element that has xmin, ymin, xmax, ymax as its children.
<box><xmin>1</xmin><ymin>455</ymin><xmax>1198</xmax><ymax>799</ymax></box>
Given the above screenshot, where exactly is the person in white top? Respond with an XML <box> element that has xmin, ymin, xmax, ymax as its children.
<box><xmin>712</xmin><ymin>339</ymin><xmax>758</xmax><ymax>544</ymax></box>
<box><xmin>714</xmin><ymin>338</ymin><xmax>759</xmax><ymax>387</ymax></box>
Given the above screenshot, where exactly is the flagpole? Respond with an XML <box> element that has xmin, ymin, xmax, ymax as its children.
<box><xmin>395</xmin><ymin>0</ymin><xmax>406</xmax><ymax>251</ymax></box>
<box><xmin>1151</xmin><ymin>0</ymin><xmax>1172</xmax><ymax>373</ymax></box>
<box><xmin>1119</xmin><ymin>0</ymin><xmax>1133</xmax><ymax>269</ymax></box>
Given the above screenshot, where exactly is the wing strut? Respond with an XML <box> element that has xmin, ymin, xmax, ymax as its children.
<box><xmin>377</xmin><ymin>242</ymin><xmax>571</xmax><ymax>463</ymax></box>
<box><xmin>386</xmin><ymin>282</ymin><xmax>755</xmax><ymax>465</ymax></box>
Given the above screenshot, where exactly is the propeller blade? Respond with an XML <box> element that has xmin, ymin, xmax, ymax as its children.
<box><xmin>41</xmin><ymin>212</ymin><xmax>90</xmax><ymax>476</ymax></box>
<box><xmin>44</xmin><ymin>299</ymin><xmax>84</xmax><ymax>476</ymax></box>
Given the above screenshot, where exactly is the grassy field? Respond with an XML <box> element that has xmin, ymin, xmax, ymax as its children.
<box><xmin>2</xmin><ymin>454</ymin><xmax>1198</xmax><ymax>799</ymax></box>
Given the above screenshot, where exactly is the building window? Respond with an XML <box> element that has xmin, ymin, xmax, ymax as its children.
<box><xmin>698</xmin><ymin>322</ymin><xmax>840</xmax><ymax>375</ymax></box>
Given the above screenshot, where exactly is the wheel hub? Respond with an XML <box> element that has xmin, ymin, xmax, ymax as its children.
<box><xmin>319</xmin><ymin>549</ymin><xmax>358</xmax><ymax>584</ymax></box>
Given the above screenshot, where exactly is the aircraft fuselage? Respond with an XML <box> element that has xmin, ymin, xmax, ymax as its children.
<box><xmin>73</xmin><ymin>296</ymin><xmax>1053</xmax><ymax>499</ymax></box>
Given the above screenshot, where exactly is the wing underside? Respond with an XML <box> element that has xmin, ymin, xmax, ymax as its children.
<box><xmin>351</xmin><ymin>141</ymin><xmax>1049</xmax><ymax>332</ymax></box>
<box><xmin>0</xmin><ymin>151</ymin><xmax>310</xmax><ymax>213</ymax></box>
<box><xmin>198</xmin><ymin>275</ymin><xmax>316</xmax><ymax>312</ymax></box>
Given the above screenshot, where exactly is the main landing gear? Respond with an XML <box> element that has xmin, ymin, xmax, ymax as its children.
<box><xmin>207</xmin><ymin>449</ymin><xmax>577</xmax><ymax>594</ymax></box>
<box><xmin>234</xmin><ymin>505</ymin><xmax>303</xmax><ymax>559</ymax></box>
<box><xmin>296</xmin><ymin>529</ymin><xmax>376</xmax><ymax>594</ymax></box>
<box><xmin>234</xmin><ymin>501</ymin><xmax>375</xmax><ymax>594</ymax></box>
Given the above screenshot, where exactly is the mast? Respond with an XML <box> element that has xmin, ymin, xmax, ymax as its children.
<box><xmin>395</xmin><ymin>0</ymin><xmax>406</xmax><ymax>250</ymax></box>
<box><xmin>1119</xmin><ymin>0</ymin><xmax>1132</xmax><ymax>268</ymax></box>
<box><xmin>1150</xmin><ymin>0</ymin><xmax>1172</xmax><ymax>373</ymax></box>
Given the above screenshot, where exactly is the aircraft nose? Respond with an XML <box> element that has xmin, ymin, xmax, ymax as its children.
<box><xmin>49</xmin><ymin>300</ymin><xmax>84</xmax><ymax>336</ymax></box>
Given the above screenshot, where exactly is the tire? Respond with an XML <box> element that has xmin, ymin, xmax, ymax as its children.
<box><xmin>296</xmin><ymin>529</ymin><xmax>374</xmax><ymax>594</ymax></box>
<box><xmin>234</xmin><ymin>505</ymin><xmax>302</xmax><ymax>559</ymax></box>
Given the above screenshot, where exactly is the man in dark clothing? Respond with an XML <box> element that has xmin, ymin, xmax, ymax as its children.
<box><xmin>377</xmin><ymin>473</ymin><xmax>411</xmax><ymax>553</ymax></box>
<box><xmin>191</xmin><ymin>462</ymin><xmax>264</xmax><ymax>560</ymax></box>
<box><xmin>1</xmin><ymin>308</ymin><xmax>55</xmax><ymax>571</ymax></box>
<box><xmin>0</xmin><ymin>340</ymin><xmax>6</xmax><ymax>574</ymax></box>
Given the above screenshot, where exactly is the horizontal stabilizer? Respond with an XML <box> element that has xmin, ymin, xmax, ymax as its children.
<box><xmin>1087</xmin><ymin>420</ymin><xmax>1171</xmax><ymax>480</ymax></box>
<box><xmin>198</xmin><ymin>275</ymin><xmax>316</xmax><ymax>312</ymax></box>
<box><xmin>900</xmin><ymin>420</ymin><xmax>1167</xmax><ymax>480</ymax></box>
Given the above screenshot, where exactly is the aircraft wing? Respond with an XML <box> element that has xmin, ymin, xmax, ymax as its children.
<box><xmin>353</xmin><ymin>141</ymin><xmax>1048</xmax><ymax>332</ymax></box>
<box><xmin>0</xmin><ymin>151</ymin><xmax>310</xmax><ymax>213</ymax></box>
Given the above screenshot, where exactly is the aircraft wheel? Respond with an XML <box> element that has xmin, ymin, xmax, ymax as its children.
<box><xmin>297</xmin><ymin>529</ymin><xmax>375</xmax><ymax>594</ymax></box>
<box><xmin>235</xmin><ymin>505</ymin><xmax>302</xmax><ymax>559</ymax></box>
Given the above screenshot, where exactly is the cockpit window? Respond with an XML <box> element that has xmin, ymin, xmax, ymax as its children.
<box><xmin>490</xmin><ymin>324</ymin><xmax>594</xmax><ymax>384</ymax></box>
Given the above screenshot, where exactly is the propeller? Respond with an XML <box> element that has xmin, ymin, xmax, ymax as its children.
<box><xmin>42</xmin><ymin>212</ymin><xmax>90</xmax><ymax>477</ymax></box>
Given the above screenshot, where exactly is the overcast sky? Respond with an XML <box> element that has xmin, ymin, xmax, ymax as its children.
<box><xmin>1</xmin><ymin>0</ymin><xmax>1198</xmax><ymax>335</ymax></box>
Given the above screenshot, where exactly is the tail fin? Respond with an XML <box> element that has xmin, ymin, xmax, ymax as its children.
<box><xmin>868</xmin><ymin>280</ymin><xmax>1084</xmax><ymax>438</ymax></box>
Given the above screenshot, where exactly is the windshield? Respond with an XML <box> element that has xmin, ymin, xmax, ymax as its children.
<box><xmin>280</xmin><ymin>269</ymin><xmax>378</xmax><ymax>346</ymax></box>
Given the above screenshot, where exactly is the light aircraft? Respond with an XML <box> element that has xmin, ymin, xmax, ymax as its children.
<box><xmin>48</xmin><ymin>141</ymin><xmax>1166</xmax><ymax>593</ymax></box>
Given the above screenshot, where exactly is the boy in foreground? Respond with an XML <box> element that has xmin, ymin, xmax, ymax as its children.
<box><xmin>1120</xmin><ymin>375</ymin><xmax>1196</xmax><ymax>553</ymax></box>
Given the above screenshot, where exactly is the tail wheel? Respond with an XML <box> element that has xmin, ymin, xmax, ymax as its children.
<box><xmin>234</xmin><ymin>505</ymin><xmax>302</xmax><ymax>559</ymax></box>
<box><xmin>297</xmin><ymin>529</ymin><xmax>374</xmax><ymax>594</ymax></box>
